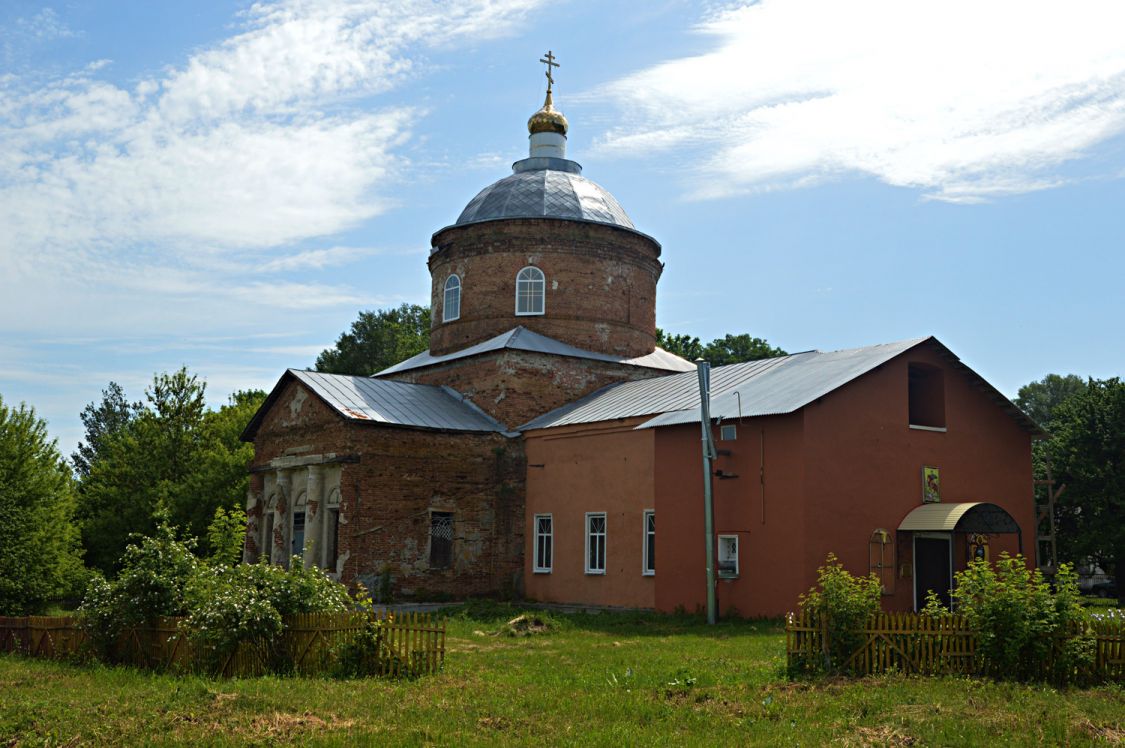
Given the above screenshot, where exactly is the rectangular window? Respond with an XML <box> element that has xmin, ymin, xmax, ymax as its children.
<box><xmin>430</xmin><ymin>511</ymin><xmax>454</xmax><ymax>569</ymax></box>
<box><xmin>642</xmin><ymin>510</ymin><xmax>655</xmax><ymax>575</ymax></box>
<box><xmin>262</xmin><ymin>513</ymin><xmax>274</xmax><ymax>562</ymax></box>
<box><xmin>291</xmin><ymin>511</ymin><xmax>306</xmax><ymax>559</ymax></box>
<box><xmin>585</xmin><ymin>512</ymin><xmax>606</xmax><ymax>574</ymax></box>
<box><xmin>908</xmin><ymin>363</ymin><xmax>946</xmax><ymax>429</ymax></box>
<box><xmin>534</xmin><ymin>514</ymin><xmax>553</xmax><ymax>573</ymax></box>
<box><xmin>717</xmin><ymin>534</ymin><xmax>739</xmax><ymax>578</ymax></box>
<box><xmin>720</xmin><ymin>424</ymin><xmax>737</xmax><ymax>441</ymax></box>
<box><xmin>324</xmin><ymin>508</ymin><xmax>339</xmax><ymax>573</ymax></box>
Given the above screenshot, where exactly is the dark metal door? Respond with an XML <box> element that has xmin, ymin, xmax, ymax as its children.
<box><xmin>915</xmin><ymin>536</ymin><xmax>952</xmax><ymax>610</ymax></box>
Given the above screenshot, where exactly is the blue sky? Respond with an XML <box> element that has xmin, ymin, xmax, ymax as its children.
<box><xmin>2</xmin><ymin>0</ymin><xmax>1124</xmax><ymax>459</ymax></box>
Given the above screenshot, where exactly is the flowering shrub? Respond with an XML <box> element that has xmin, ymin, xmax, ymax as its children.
<box><xmin>79</xmin><ymin>522</ymin><xmax>199</xmax><ymax>659</ymax></box>
<box><xmin>183</xmin><ymin>558</ymin><xmax>351</xmax><ymax>674</ymax></box>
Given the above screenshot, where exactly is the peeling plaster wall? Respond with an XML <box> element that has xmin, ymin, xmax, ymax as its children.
<box><xmin>248</xmin><ymin>378</ymin><xmax>525</xmax><ymax>600</ymax></box>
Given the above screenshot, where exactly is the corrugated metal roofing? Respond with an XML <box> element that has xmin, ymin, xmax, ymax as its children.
<box><xmin>898</xmin><ymin>502</ymin><xmax>985</xmax><ymax>532</ymax></box>
<box><xmin>246</xmin><ymin>369</ymin><xmax>510</xmax><ymax>437</ymax></box>
<box><xmin>376</xmin><ymin>326</ymin><xmax>695</xmax><ymax>377</ymax></box>
<box><xmin>519</xmin><ymin>338</ymin><xmax>928</xmax><ymax>431</ymax></box>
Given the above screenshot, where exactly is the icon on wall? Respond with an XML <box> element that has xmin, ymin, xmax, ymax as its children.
<box><xmin>922</xmin><ymin>466</ymin><xmax>941</xmax><ymax>503</ymax></box>
<box><xmin>969</xmin><ymin>533</ymin><xmax>990</xmax><ymax>562</ymax></box>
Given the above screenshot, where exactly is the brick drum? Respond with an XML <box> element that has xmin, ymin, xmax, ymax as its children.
<box><xmin>428</xmin><ymin>218</ymin><xmax>663</xmax><ymax>358</ymax></box>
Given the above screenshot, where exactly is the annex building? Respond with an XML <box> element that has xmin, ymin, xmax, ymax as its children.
<box><xmin>241</xmin><ymin>65</ymin><xmax>1041</xmax><ymax>616</ymax></box>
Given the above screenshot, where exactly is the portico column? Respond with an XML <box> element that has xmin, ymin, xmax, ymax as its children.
<box><xmin>304</xmin><ymin>465</ymin><xmax>325</xmax><ymax>570</ymax></box>
<box><xmin>274</xmin><ymin>469</ymin><xmax>292</xmax><ymax>567</ymax></box>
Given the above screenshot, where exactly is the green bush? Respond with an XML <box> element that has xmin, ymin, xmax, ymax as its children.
<box><xmin>330</xmin><ymin>584</ymin><xmax>395</xmax><ymax>679</ymax></box>
<box><xmin>182</xmin><ymin>556</ymin><xmax>351</xmax><ymax>675</ymax></box>
<box><xmin>796</xmin><ymin>553</ymin><xmax>882</xmax><ymax>674</ymax></box>
<box><xmin>949</xmin><ymin>554</ymin><xmax>1094</xmax><ymax>683</ymax></box>
<box><xmin>78</xmin><ymin>521</ymin><xmax>199</xmax><ymax>658</ymax></box>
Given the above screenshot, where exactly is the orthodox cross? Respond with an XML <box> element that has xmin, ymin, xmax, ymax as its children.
<box><xmin>539</xmin><ymin>50</ymin><xmax>560</xmax><ymax>94</ymax></box>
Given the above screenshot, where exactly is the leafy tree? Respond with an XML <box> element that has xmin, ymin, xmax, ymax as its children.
<box><xmin>75</xmin><ymin>371</ymin><xmax>265</xmax><ymax>573</ymax></box>
<box><xmin>703</xmin><ymin>333</ymin><xmax>787</xmax><ymax>366</ymax></box>
<box><xmin>1014</xmin><ymin>374</ymin><xmax>1088</xmax><ymax>429</ymax></box>
<box><xmin>0</xmin><ymin>396</ymin><xmax>84</xmax><ymax>614</ymax></box>
<box><xmin>1042</xmin><ymin>378</ymin><xmax>1125</xmax><ymax>596</ymax></box>
<box><xmin>315</xmin><ymin>303</ymin><xmax>431</xmax><ymax>375</ymax></box>
<box><xmin>657</xmin><ymin>328</ymin><xmax>786</xmax><ymax>365</ymax></box>
<box><xmin>72</xmin><ymin>382</ymin><xmax>141</xmax><ymax>478</ymax></box>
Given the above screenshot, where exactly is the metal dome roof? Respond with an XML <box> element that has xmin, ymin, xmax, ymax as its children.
<box><xmin>454</xmin><ymin>158</ymin><xmax>635</xmax><ymax>230</ymax></box>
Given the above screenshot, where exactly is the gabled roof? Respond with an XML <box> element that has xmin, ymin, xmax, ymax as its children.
<box><xmin>519</xmin><ymin>337</ymin><xmax>1042</xmax><ymax>435</ymax></box>
<box><xmin>375</xmin><ymin>326</ymin><xmax>695</xmax><ymax>377</ymax></box>
<box><xmin>240</xmin><ymin>369</ymin><xmax>511</xmax><ymax>442</ymax></box>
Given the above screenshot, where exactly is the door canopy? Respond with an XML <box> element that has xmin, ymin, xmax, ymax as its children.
<box><xmin>898</xmin><ymin>502</ymin><xmax>1019</xmax><ymax>534</ymax></box>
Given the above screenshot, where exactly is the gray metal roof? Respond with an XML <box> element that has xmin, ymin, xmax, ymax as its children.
<box><xmin>241</xmin><ymin>369</ymin><xmax>510</xmax><ymax>441</ymax></box>
<box><xmin>519</xmin><ymin>338</ymin><xmax>930</xmax><ymax>431</ymax></box>
<box><xmin>454</xmin><ymin>158</ymin><xmax>635</xmax><ymax>231</ymax></box>
<box><xmin>376</xmin><ymin>326</ymin><xmax>695</xmax><ymax>377</ymax></box>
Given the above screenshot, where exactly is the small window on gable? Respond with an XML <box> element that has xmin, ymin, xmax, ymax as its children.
<box><xmin>516</xmin><ymin>266</ymin><xmax>545</xmax><ymax>316</ymax></box>
<box><xmin>430</xmin><ymin>512</ymin><xmax>453</xmax><ymax>569</ymax></box>
<box><xmin>443</xmin><ymin>275</ymin><xmax>461</xmax><ymax>322</ymax></box>
<box><xmin>717</xmin><ymin>535</ymin><xmax>739</xmax><ymax>578</ymax></box>
<box><xmin>908</xmin><ymin>363</ymin><xmax>946</xmax><ymax>429</ymax></box>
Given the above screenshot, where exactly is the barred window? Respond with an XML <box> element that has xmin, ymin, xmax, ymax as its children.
<box><xmin>515</xmin><ymin>266</ymin><xmax>545</xmax><ymax>315</ymax></box>
<box><xmin>534</xmin><ymin>514</ymin><xmax>553</xmax><ymax>573</ymax></box>
<box><xmin>430</xmin><ymin>512</ymin><xmax>454</xmax><ymax>569</ymax></box>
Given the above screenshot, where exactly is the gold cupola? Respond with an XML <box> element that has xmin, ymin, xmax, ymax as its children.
<box><xmin>527</xmin><ymin>90</ymin><xmax>569</xmax><ymax>136</ymax></box>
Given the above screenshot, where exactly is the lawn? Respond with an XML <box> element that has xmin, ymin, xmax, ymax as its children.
<box><xmin>1</xmin><ymin>602</ymin><xmax>1122</xmax><ymax>746</ymax></box>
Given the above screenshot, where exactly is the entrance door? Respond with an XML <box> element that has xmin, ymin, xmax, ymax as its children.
<box><xmin>914</xmin><ymin>534</ymin><xmax>952</xmax><ymax>610</ymax></box>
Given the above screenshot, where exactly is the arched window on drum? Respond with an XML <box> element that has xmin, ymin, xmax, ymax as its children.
<box><xmin>443</xmin><ymin>274</ymin><xmax>461</xmax><ymax>322</ymax></box>
<box><xmin>515</xmin><ymin>266</ymin><xmax>545</xmax><ymax>316</ymax></box>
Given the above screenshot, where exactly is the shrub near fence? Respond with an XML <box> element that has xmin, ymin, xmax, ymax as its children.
<box><xmin>786</xmin><ymin>609</ymin><xmax>1125</xmax><ymax>683</ymax></box>
<box><xmin>0</xmin><ymin>611</ymin><xmax>445</xmax><ymax>678</ymax></box>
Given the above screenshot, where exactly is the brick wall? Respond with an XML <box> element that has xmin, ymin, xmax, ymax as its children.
<box><xmin>249</xmin><ymin>378</ymin><xmax>525</xmax><ymax>600</ymax></box>
<box><xmin>387</xmin><ymin>349</ymin><xmax>673</xmax><ymax>429</ymax></box>
<box><xmin>428</xmin><ymin>218</ymin><xmax>663</xmax><ymax>357</ymax></box>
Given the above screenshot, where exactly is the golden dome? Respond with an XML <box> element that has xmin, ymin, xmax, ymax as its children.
<box><xmin>527</xmin><ymin>91</ymin><xmax>568</xmax><ymax>135</ymax></box>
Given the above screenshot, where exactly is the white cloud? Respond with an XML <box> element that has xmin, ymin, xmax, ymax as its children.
<box><xmin>1</xmin><ymin>0</ymin><xmax>543</xmax><ymax>264</ymax></box>
<box><xmin>594</xmin><ymin>0</ymin><xmax>1125</xmax><ymax>201</ymax></box>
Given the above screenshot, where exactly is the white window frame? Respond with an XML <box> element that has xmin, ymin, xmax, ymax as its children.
<box><xmin>720</xmin><ymin>424</ymin><xmax>737</xmax><ymax>441</ymax></box>
<box><xmin>585</xmin><ymin>512</ymin><xmax>606</xmax><ymax>575</ymax></box>
<box><xmin>642</xmin><ymin>509</ymin><xmax>655</xmax><ymax>576</ymax></box>
<box><xmin>443</xmin><ymin>274</ymin><xmax>461</xmax><ymax>322</ymax></box>
<box><xmin>515</xmin><ymin>266</ymin><xmax>545</xmax><ymax>316</ymax></box>
<box><xmin>717</xmin><ymin>534</ymin><xmax>739</xmax><ymax>578</ymax></box>
<box><xmin>533</xmin><ymin>513</ymin><xmax>553</xmax><ymax>573</ymax></box>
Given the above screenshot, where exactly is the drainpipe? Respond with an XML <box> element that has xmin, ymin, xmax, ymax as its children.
<box><xmin>697</xmin><ymin>360</ymin><xmax>718</xmax><ymax>625</ymax></box>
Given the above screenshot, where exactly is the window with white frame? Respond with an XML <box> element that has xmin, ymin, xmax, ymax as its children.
<box><xmin>642</xmin><ymin>510</ymin><xmax>655</xmax><ymax>575</ymax></box>
<box><xmin>534</xmin><ymin>514</ymin><xmax>553</xmax><ymax>573</ymax></box>
<box><xmin>585</xmin><ymin>512</ymin><xmax>606</xmax><ymax>574</ymax></box>
<box><xmin>717</xmin><ymin>534</ymin><xmax>739</xmax><ymax>578</ymax></box>
<box><xmin>515</xmin><ymin>266</ymin><xmax>545</xmax><ymax>315</ymax></box>
<box><xmin>443</xmin><ymin>275</ymin><xmax>461</xmax><ymax>322</ymax></box>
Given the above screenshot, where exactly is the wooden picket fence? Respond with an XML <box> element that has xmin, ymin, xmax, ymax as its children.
<box><xmin>0</xmin><ymin>611</ymin><xmax>445</xmax><ymax>679</ymax></box>
<box><xmin>786</xmin><ymin>609</ymin><xmax>1125</xmax><ymax>682</ymax></box>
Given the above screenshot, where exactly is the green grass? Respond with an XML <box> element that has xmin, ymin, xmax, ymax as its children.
<box><xmin>1</xmin><ymin>602</ymin><xmax>1122</xmax><ymax>746</ymax></box>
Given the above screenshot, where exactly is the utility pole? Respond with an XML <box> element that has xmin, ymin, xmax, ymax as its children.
<box><xmin>697</xmin><ymin>360</ymin><xmax>717</xmax><ymax>625</ymax></box>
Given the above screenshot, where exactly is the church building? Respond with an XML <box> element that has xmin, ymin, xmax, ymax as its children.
<box><xmin>241</xmin><ymin>59</ymin><xmax>1041</xmax><ymax>615</ymax></box>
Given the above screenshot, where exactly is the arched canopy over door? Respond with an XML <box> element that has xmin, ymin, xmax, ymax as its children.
<box><xmin>898</xmin><ymin>502</ymin><xmax>1020</xmax><ymax>535</ymax></box>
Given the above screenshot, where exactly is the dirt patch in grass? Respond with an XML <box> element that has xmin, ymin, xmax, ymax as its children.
<box><xmin>1076</xmin><ymin>718</ymin><xmax>1125</xmax><ymax>743</ymax></box>
<box><xmin>477</xmin><ymin>715</ymin><xmax>511</xmax><ymax>731</ymax></box>
<box><xmin>839</xmin><ymin>725</ymin><xmax>917</xmax><ymax>747</ymax></box>
<box><xmin>504</xmin><ymin>614</ymin><xmax>553</xmax><ymax>636</ymax></box>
